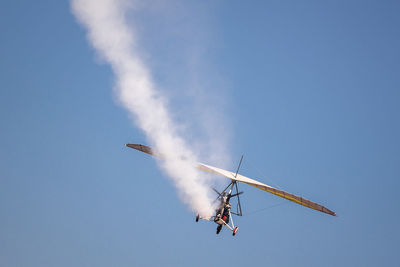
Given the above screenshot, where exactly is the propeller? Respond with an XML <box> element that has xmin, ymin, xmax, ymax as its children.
<box><xmin>212</xmin><ymin>187</ymin><xmax>222</xmax><ymax>197</ymax></box>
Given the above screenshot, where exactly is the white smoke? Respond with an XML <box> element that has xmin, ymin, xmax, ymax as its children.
<box><xmin>71</xmin><ymin>0</ymin><xmax>218</xmax><ymax>216</ymax></box>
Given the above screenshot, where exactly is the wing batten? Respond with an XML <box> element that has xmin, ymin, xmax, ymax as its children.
<box><xmin>126</xmin><ymin>143</ymin><xmax>336</xmax><ymax>216</ymax></box>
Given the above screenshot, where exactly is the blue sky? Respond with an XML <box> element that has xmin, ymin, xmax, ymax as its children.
<box><xmin>1</xmin><ymin>1</ymin><xmax>399</xmax><ymax>266</ymax></box>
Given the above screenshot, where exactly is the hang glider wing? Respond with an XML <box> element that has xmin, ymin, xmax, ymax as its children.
<box><xmin>197</xmin><ymin>163</ymin><xmax>336</xmax><ymax>216</ymax></box>
<box><xmin>126</xmin><ymin>144</ymin><xmax>159</xmax><ymax>157</ymax></box>
<box><xmin>126</xmin><ymin>144</ymin><xmax>336</xmax><ymax>216</ymax></box>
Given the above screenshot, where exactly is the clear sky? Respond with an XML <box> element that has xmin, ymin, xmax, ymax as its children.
<box><xmin>1</xmin><ymin>1</ymin><xmax>399</xmax><ymax>266</ymax></box>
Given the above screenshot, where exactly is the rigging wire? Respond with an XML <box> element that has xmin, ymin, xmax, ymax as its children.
<box><xmin>245</xmin><ymin>202</ymin><xmax>289</xmax><ymax>216</ymax></box>
<box><xmin>230</xmin><ymin>155</ymin><xmax>291</xmax><ymax>216</ymax></box>
<box><xmin>245</xmin><ymin>156</ymin><xmax>283</xmax><ymax>190</ymax></box>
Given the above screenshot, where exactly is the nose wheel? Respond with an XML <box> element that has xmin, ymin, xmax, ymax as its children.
<box><xmin>233</xmin><ymin>227</ymin><xmax>238</xmax><ymax>236</ymax></box>
<box><xmin>195</xmin><ymin>213</ymin><xmax>200</xmax><ymax>222</ymax></box>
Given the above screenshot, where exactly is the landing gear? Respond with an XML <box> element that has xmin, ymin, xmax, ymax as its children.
<box><xmin>216</xmin><ymin>225</ymin><xmax>222</xmax><ymax>234</ymax></box>
<box><xmin>232</xmin><ymin>227</ymin><xmax>238</xmax><ymax>236</ymax></box>
<box><xmin>195</xmin><ymin>213</ymin><xmax>200</xmax><ymax>222</ymax></box>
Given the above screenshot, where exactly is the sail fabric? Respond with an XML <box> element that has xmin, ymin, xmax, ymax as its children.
<box><xmin>198</xmin><ymin>163</ymin><xmax>336</xmax><ymax>216</ymax></box>
<box><xmin>126</xmin><ymin>144</ymin><xmax>336</xmax><ymax>216</ymax></box>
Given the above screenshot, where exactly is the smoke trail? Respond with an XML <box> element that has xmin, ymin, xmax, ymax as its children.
<box><xmin>71</xmin><ymin>0</ymin><xmax>216</xmax><ymax>216</ymax></box>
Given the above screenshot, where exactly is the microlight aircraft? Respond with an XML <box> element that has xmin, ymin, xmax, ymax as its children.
<box><xmin>126</xmin><ymin>144</ymin><xmax>336</xmax><ymax>236</ymax></box>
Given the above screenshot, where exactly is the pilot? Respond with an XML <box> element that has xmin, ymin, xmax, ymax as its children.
<box><xmin>221</xmin><ymin>203</ymin><xmax>231</xmax><ymax>223</ymax></box>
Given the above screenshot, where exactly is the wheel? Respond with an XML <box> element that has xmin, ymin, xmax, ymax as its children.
<box><xmin>195</xmin><ymin>213</ymin><xmax>200</xmax><ymax>222</ymax></box>
<box><xmin>232</xmin><ymin>227</ymin><xmax>238</xmax><ymax>236</ymax></box>
<box><xmin>216</xmin><ymin>225</ymin><xmax>222</xmax><ymax>234</ymax></box>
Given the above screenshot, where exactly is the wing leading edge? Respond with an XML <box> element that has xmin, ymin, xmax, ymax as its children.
<box><xmin>126</xmin><ymin>143</ymin><xmax>336</xmax><ymax>216</ymax></box>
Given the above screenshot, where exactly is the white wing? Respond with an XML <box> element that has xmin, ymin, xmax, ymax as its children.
<box><xmin>126</xmin><ymin>144</ymin><xmax>337</xmax><ymax>216</ymax></box>
<box><xmin>198</xmin><ymin>163</ymin><xmax>336</xmax><ymax>216</ymax></box>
